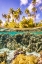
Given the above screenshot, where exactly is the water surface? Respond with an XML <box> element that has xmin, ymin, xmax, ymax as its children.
<box><xmin>0</xmin><ymin>31</ymin><xmax>42</xmax><ymax>36</ymax></box>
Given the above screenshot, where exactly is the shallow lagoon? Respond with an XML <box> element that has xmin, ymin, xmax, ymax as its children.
<box><xmin>0</xmin><ymin>30</ymin><xmax>42</xmax><ymax>52</ymax></box>
<box><xmin>0</xmin><ymin>31</ymin><xmax>25</xmax><ymax>36</ymax></box>
<box><xmin>0</xmin><ymin>31</ymin><xmax>42</xmax><ymax>36</ymax></box>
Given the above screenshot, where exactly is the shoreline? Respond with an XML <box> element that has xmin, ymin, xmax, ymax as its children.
<box><xmin>0</xmin><ymin>27</ymin><xmax>42</xmax><ymax>31</ymax></box>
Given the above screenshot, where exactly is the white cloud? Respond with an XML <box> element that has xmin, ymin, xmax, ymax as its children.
<box><xmin>36</xmin><ymin>14</ymin><xmax>40</xmax><ymax>20</ymax></box>
<box><xmin>20</xmin><ymin>0</ymin><xmax>28</xmax><ymax>5</ymax></box>
<box><xmin>28</xmin><ymin>3</ymin><xmax>33</xmax><ymax>12</ymax></box>
<box><xmin>36</xmin><ymin>0</ymin><xmax>42</xmax><ymax>5</ymax></box>
<box><xmin>36</xmin><ymin>0</ymin><xmax>41</xmax><ymax>3</ymax></box>
<box><xmin>40</xmin><ymin>6</ymin><xmax>42</xmax><ymax>11</ymax></box>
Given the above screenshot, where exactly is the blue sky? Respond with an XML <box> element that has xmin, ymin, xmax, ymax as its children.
<box><xmin>0</xmin><ymin>0</ymin><xmax>42</xmax><ymax>23</ymax></box>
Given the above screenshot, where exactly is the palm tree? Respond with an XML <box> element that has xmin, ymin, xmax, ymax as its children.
<box><xmin>2</xmin><ymin>14</ymin><xmax>11</xmax><ymax>22</ymax></box>
<box><xmin>13</xmin><ymin>8</ymin><xmax>22</xmax><ymax>22</ymax></box>
<box><xmin>2</xmin><ymin>14</ymin><xmax>7</xmax><ymax>21</ymax></box>
<box><xmin>9</xmin><ymin>8</ymin><xmax>15</xmax><ymax>20</ymax></box>
<box><xmin>32</xmin><ymin>0</ymin><xmax>37</xmax><ymax>20</ymax></box>
<box><xmin>9</xmin><ymin>8</ymin><xmax>14</xmax><ymax>14</ymax></box>
<box><xmin>17</xmin><ymin>8</ymin><xmax>22</xmax><ymax>20</ymax></box>
<box><xmin>0</xmin><ymin>20</ymin><xmax>2</xmax><ymax>27</ymax></box>
<box><xmin>13</xmin><ymin>10</ymin><xmax>19</xmax><ymax>22</ymax></box>
<box><xmin>32</xmin><ymin>7</ymin><xmax>37</xmax><ymax>20</ymax></box>
<box><xmin>17</xmin><ymin>8</ymin><xmax>22</xmax><ymax>15</ymax></box>
<box><xmin>32</xmin><ymin>0</ymin><xmax>36</xmax><ymax>5</ymax></box>
<box><xmin>9</xmin><ymin>8</ymin><xmax>17</xmax><ymax>22</ymax></box>
<box><xmin>9</xmin><ymin>8</ymin><xmax>22</xmax><ymax>22</ymax></box>
<box><xmin>7</xmin><ymin>14</ymin><xmax>11</xmax><ymax>22</ymax></box>
<box><xmin>32</xmin><ymin>7</ymin><xmax>37</xmax><ymax>13</ymax></box>
<box><xmin>25</xmin><ymin>8</ymin><xmax>31</xmax><ymax>17</ymax></box>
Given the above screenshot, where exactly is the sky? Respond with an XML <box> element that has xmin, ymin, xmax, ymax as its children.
<box><xmin>0</xmin><ymin>0</ymin><xmax>42</xmax><ymax>23</ymax></box>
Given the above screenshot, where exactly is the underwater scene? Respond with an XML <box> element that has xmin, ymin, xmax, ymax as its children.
<box><xmin>0</xmin><ymin>0</ymin><xmax>42</xmax><ymax>64</ymax></box>
<box><xmin>0</xmin><ymin>28</ymin><xmax>42</xmax><ymax>64</ymax></box>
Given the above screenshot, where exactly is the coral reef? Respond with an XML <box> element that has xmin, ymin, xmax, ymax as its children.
<box><xmin>0</xmin><ymin>32</ymin><xmax>42</xmax><ymax>52</ymax></box>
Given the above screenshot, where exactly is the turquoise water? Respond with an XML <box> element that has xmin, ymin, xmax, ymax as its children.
<box><xmin>0</xmin><ymin>31</ymin><xmax>42</xmax><ymax>36</ymax></box>
<box><xmin>0</xmin><ymin>31</ymin><xmax>25</xmax><ymax>36</ymax></box>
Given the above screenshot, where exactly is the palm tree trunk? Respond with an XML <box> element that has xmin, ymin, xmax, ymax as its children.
<box><xmin>8</xmin><ymin>18</ymin><xmax>9</xmax><ymax>22</ymax></box>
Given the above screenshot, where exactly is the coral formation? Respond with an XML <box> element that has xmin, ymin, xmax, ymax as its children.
<box><xmin>0</xmin><ymin>33</ymin><xmax>42</xmax><ymax>52</ymax></box>
<box><xmin>11</xmin><ymin>54</ymin><xmax>38</xmax><ymax>64</ymax></box>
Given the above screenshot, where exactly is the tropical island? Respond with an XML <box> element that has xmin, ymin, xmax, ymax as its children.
<box><xmin>0</xmin><ymin>0</ymin><xmax>42</xmax><ymax>64</ymax></box>
<box><xmin>0</xmin><ymin>8</ymin><xmax>42</xmax><ymax>29</ymax></box>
